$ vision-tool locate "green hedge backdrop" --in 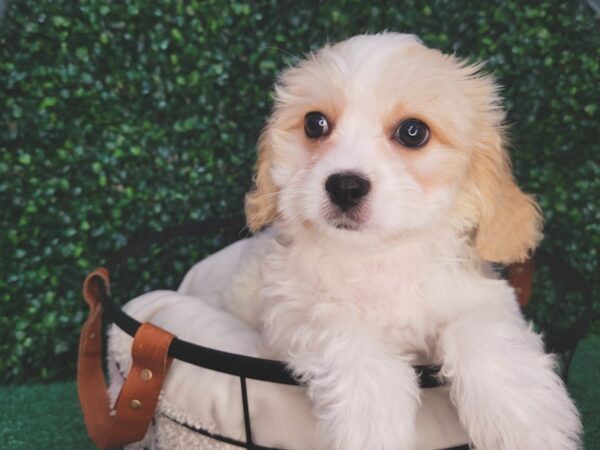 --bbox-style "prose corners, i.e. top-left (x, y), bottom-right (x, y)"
top-left (1, 0), bottom-right (598, 383)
